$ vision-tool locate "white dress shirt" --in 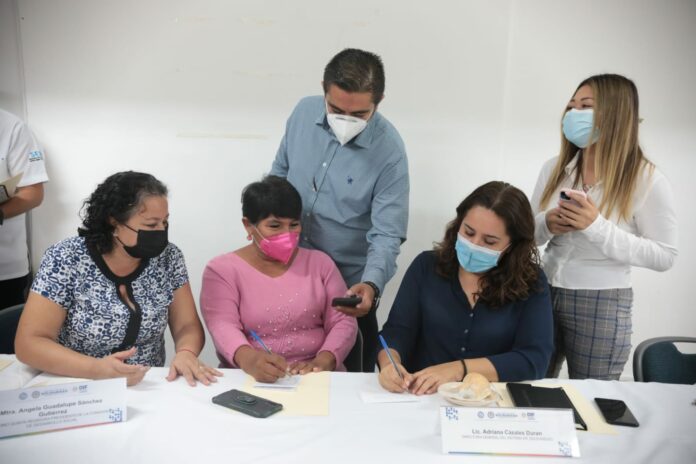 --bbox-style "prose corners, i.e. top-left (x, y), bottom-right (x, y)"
top-left (531, 154), bottom-right (678, 289)
top-left (0, 109), bottom-right (49, 280)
